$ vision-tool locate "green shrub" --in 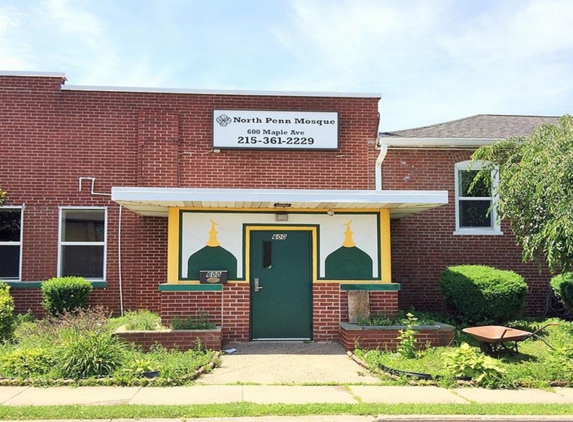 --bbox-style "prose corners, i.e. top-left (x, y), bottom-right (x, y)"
top-left (550, 273), bottom-right (573, 313)
top-left (0, 282), bottom-right (15, 341)
top-left (58, 331), bottom-right (127, 379)
top-left (41, 276), bottom-right (93, 316)
top-left (440, 265), bottom-right (527, 324)
top-left (445, 342), bottom-right (507, 388)
top-left (0, 347), bottom-right (55, 378)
